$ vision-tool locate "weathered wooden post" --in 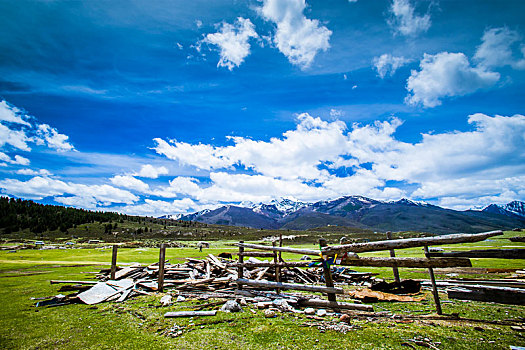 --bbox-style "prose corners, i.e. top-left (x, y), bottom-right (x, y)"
top-left (278, 233), bottom-right (283, 286)
top-left (319, 238), bottom-right (338, 305)
top-left (110, 245), bottom-right (118, 280)
top-left (158, 243), bottom-right (166, 292)
top-left (237, 240), bottom-right (244, 290)
top-left (273, 241), bottom-right (280, 294)
top-left (386, 231), bottom-right (401, 283)
top-left (424, 245), bottom-right (442, 315)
